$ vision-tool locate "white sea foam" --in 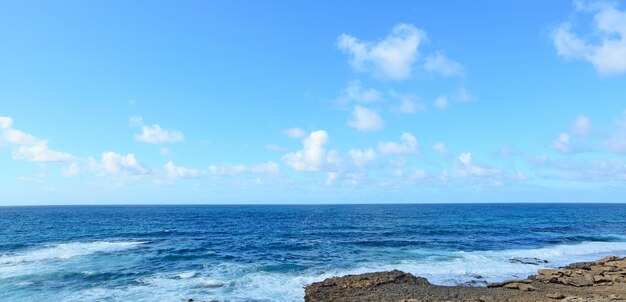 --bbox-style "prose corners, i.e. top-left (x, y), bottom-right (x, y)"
top-left (0, 241), bottom-right (147, 265)
top-left (177, 271), bottom-right (198, 279)
top-left (0, 241), bottom-right (147, 280)
top-left (9, 239), bottom-right (626, 302)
